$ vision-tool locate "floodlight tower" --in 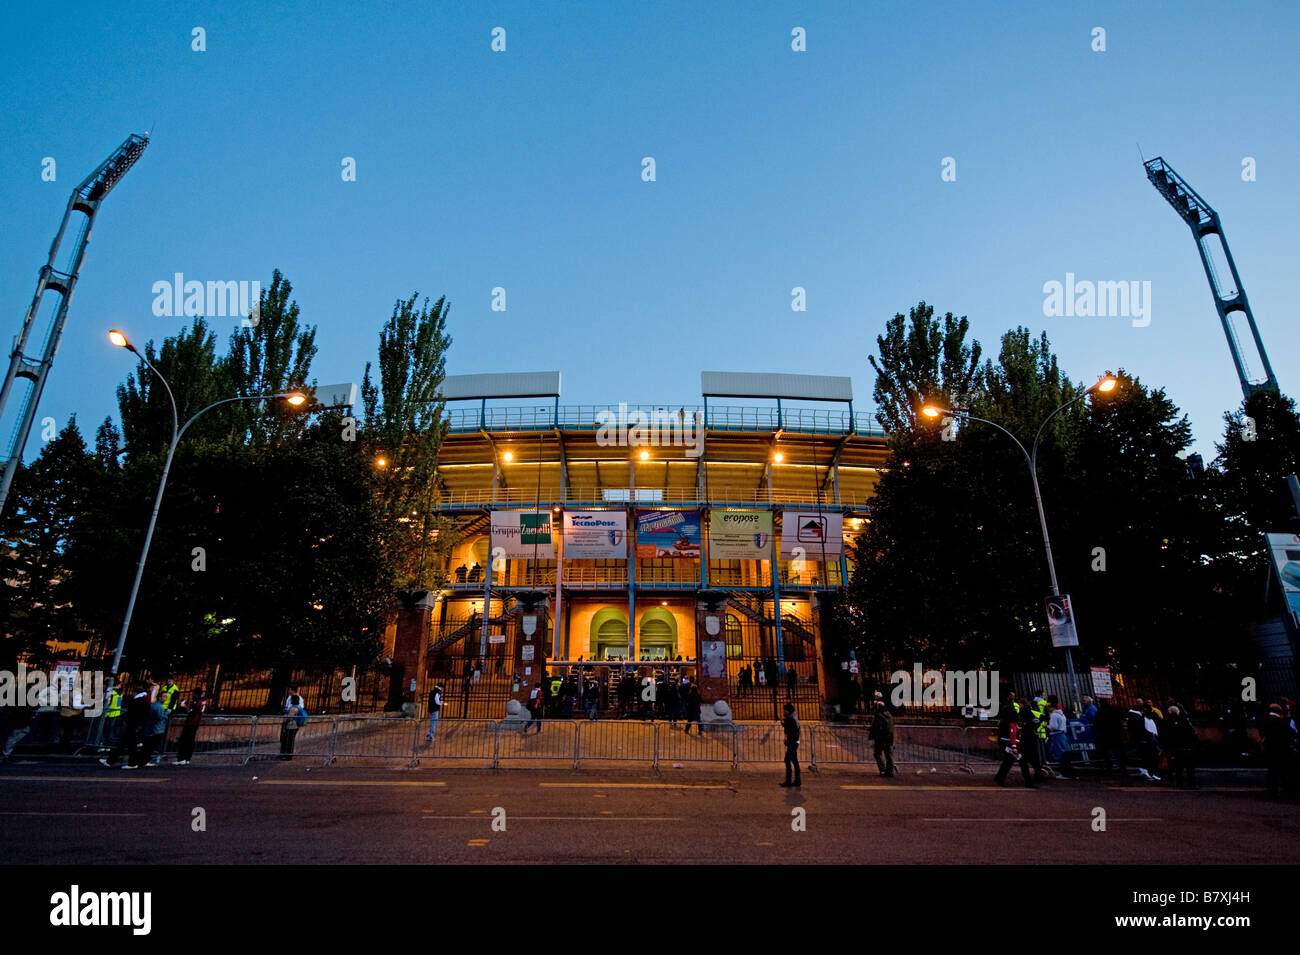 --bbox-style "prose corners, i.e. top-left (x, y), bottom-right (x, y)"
top-left (0, 132), bottom-right (149, 518)
top-left (1144, 156), bottom-right (1278, 399)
